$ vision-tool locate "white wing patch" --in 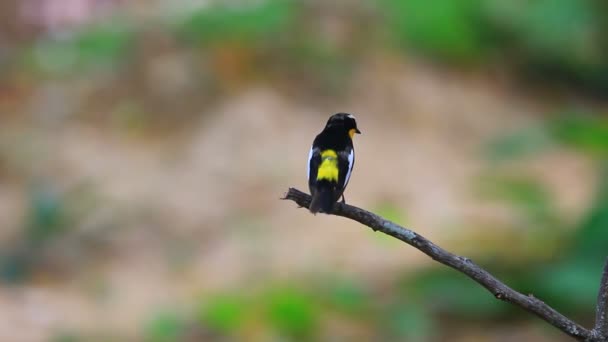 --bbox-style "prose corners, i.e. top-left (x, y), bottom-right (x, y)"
top-left (344, 149), bottom-right (355, 187)
top-left (307, 146), bottom-right (313, 180)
